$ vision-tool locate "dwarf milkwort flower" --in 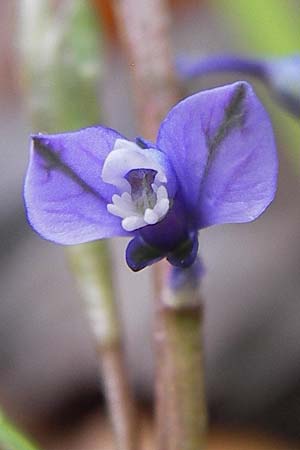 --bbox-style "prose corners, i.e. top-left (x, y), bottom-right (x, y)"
top-left (24, 81), bottom-right (278, 271)
top-left (177, 54), bottom-right (300, 118)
